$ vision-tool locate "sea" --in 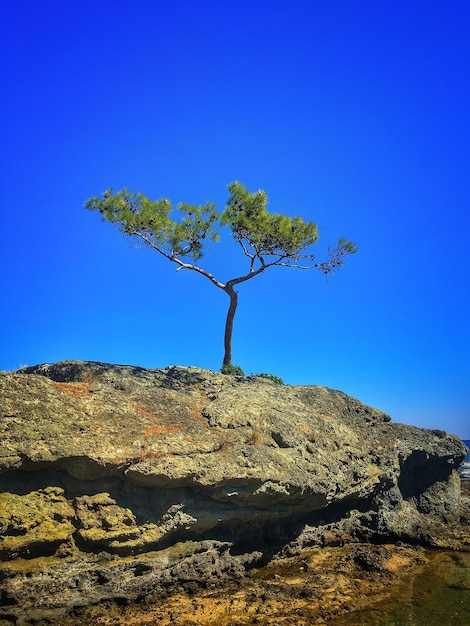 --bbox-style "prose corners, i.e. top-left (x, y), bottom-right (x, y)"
top-left (458, 439), bottom-right (470, 481)
top-left (331, 550), bottom-right (470, 625)
top-left (332, 439), bottom-right (470, 625)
